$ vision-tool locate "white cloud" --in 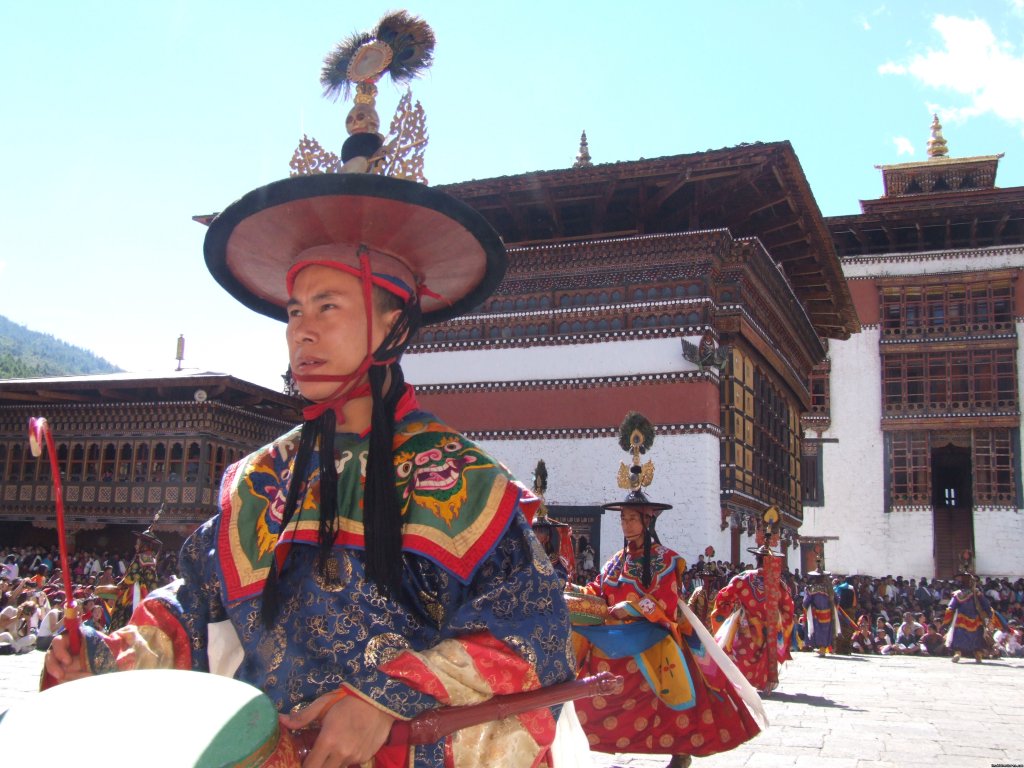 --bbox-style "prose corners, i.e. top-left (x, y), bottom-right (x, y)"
top-left (893, 137), bottom-right (916, 156)
top-left (859, 5), bottom-right (889, 30)
top-left (877, 61), bottom-right (906, 75)
top-left (880, 15), bottom-right (1024, 133)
